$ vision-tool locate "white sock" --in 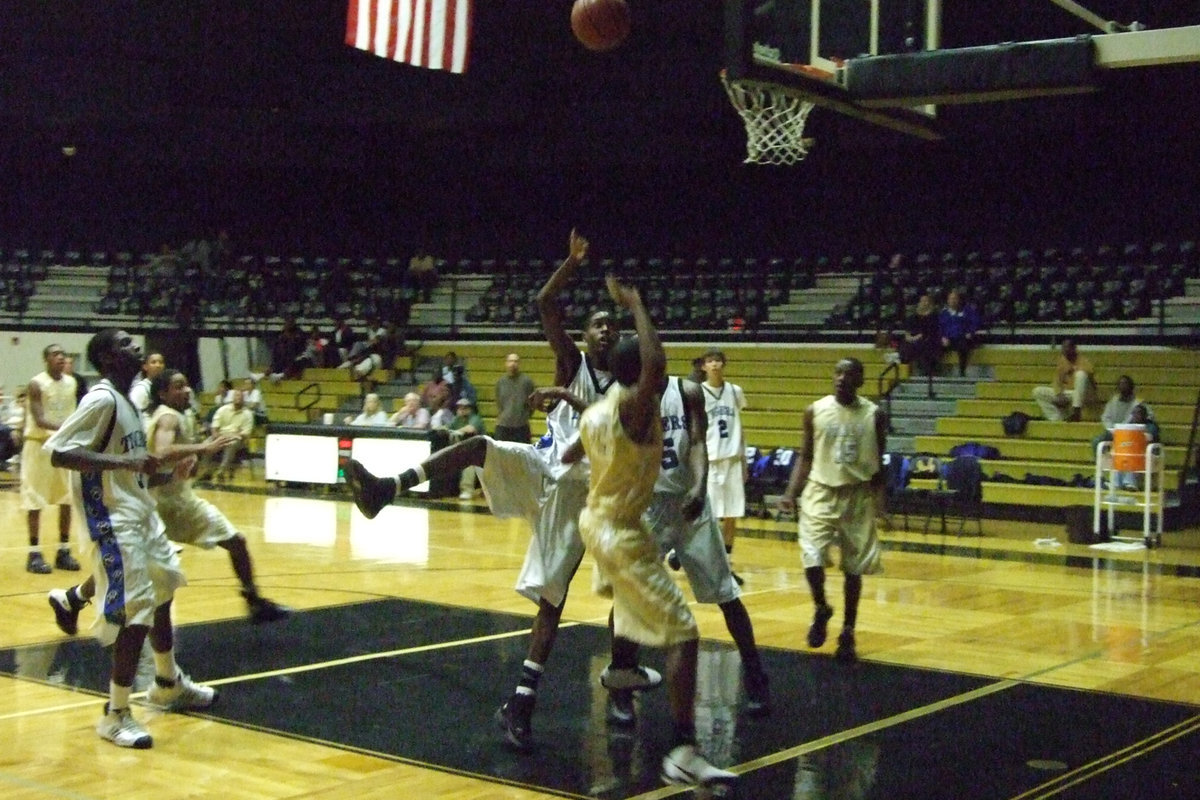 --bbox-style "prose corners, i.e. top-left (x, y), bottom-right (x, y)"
top-left (110, 681), bottom-right (132, 711)
top-left (153, 650), bottom-right (178, 683)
